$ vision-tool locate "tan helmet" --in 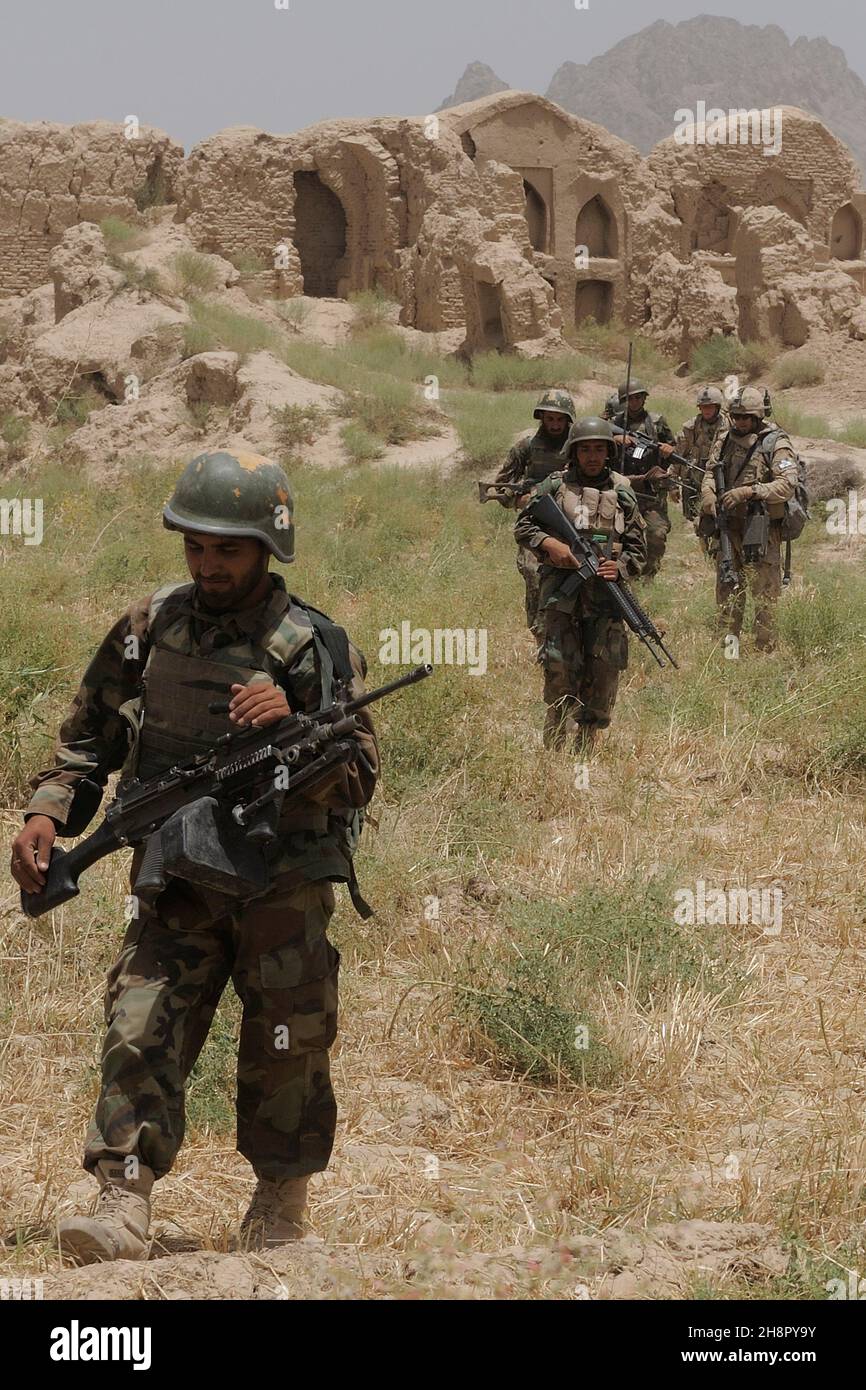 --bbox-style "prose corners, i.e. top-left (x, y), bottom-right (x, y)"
top-left (728, 386), bottom-right (766, 423)
top-left (696, 385), bottom-right (724, 407)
